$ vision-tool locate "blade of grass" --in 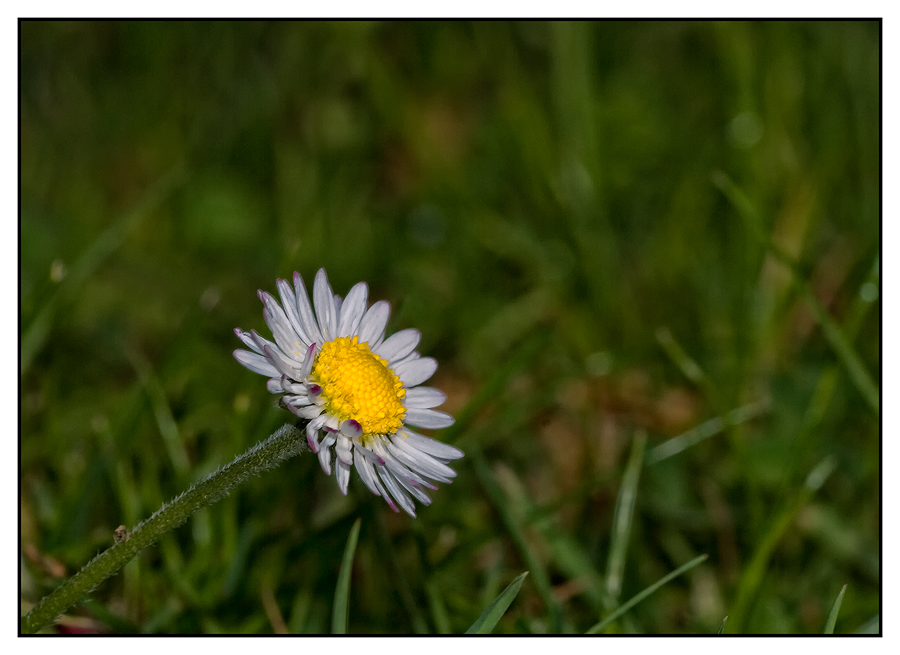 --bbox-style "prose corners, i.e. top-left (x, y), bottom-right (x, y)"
top-left (465, 571), bottom-right (529, 634)
top-left (717, 615), bottom-right (728, 634)
top-left (425, 579), bottom-right (452, 634)
top-left (853, 614), bottom-right (879, 635)
top-left (647, 400), bottom-right (769, 464)
top-left (823, 584), bottom-right (847, 634)
top-left (586, 554), bottom-right (708, 634)
top-left (331, 518), bottom-right (361, 635)
top-left (712, 171), bottom-right (879, 414)
top-left (604, 431), bottom-right (647, 609)
top-left (655, 327), bottom-right (709, 387)
top-left (471, 447), bottom-right (564, 632)
top-left (728, 455), bottom-right (837, 632)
